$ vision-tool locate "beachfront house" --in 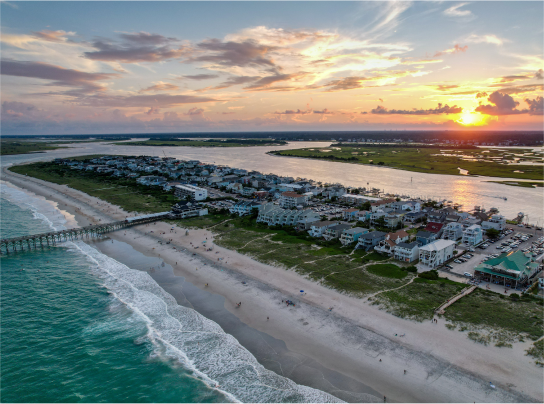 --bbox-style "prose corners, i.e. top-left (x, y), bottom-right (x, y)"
top-left (280, 191), bottom-right (308, 208)
top-left (424, 222), bottom-right (445, 237)
top-left (474, 251), bottom-right (539, 288)
top-left (229, 201), bottom-right (261, 216)
top-left (137, 175), bottom-right (167, 186)
top-left (356, 231), bottom-right (387, 250)
top-left (241, 187), bottom-right (256, 197)
top-left (257, 203), bottom-right (319, 228)
top-left (339, 227), bottom-right (368, 246)
top-left (394, 242), bottom-right (420, 263)
top-left (403, 211), bottom-right (426, 223)
top-left (323, 224), bottom-right (352, 241)
top-left (462, 224), bottom-right (483, 246)
top-left (308, 221), bottom-right (336, 238)
top-left (391, 200), bottom-right (421, 212)
top-left (418, 239), bottom-right (456, 268)
top-left (170, 201), bottom-right (208, 219)
top-left (441, 222), bottom-right (464, 241)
